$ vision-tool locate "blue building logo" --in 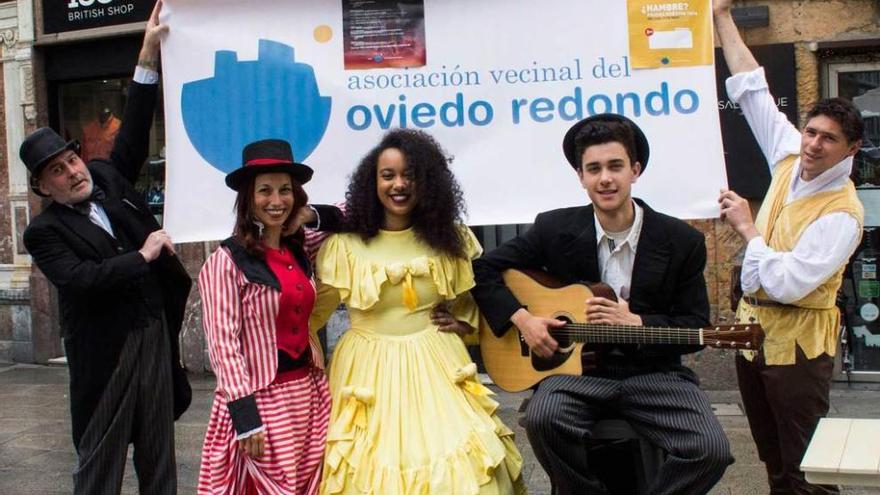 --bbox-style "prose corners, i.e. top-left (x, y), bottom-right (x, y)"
top-left (182, 39), bottom-right (332, 174)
